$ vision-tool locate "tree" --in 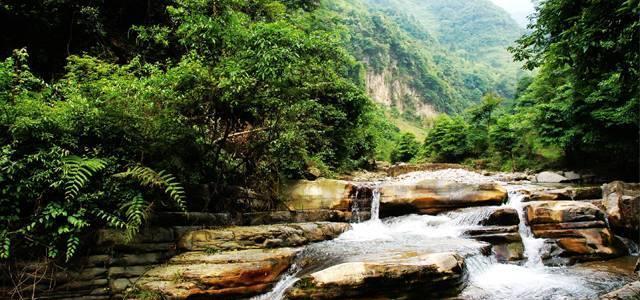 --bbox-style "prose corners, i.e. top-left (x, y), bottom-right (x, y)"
top-left (509, 0), bottom-right (639, 178)
top-left (423, 115), bottom-right (472, 162)
top-left (390, 133), bottom-right (420, 163)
